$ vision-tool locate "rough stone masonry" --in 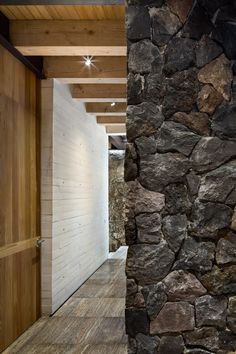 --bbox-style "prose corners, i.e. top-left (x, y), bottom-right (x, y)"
top-left (125, 0), bottom-right (236, 353)
top-left (109, 150), bottom-right (127, 251)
